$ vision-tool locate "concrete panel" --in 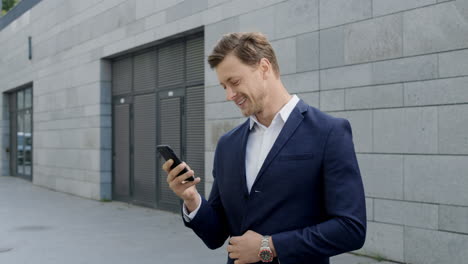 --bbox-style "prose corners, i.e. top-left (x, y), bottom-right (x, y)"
top-left (271, 37), bottom-right (296, 75)
top-left (205, 118), bottom-right (247, 151)
top-left (205, 151), bottom-right (215, 184)
top-left (297, 92), bottom-right (319, 108)
top-left (439, 205), bottom-right (468, 234)
top-left (331, 110), bottom-right (373, 153)
top-left (125, 19), bottom-right (145, 37)
top-left (166, 0), bottom-right (208, 23)
top-left (205, 85), bottom-right (226, 103)
top-left (357, 154), bottom-right (404, 199)
top-left (345, 14), bottom-right (403, 64)
top-left (239, 5), bottom-right (275, 40)
top-left (320, 0), bottom-right (372, 29)
top-left (374, 199), bottom-right (438, 229)
top-left (403, 3), bottom-right (468, 56)
top-left (296, 32), bottom-right (319, 72)
top-left (144, 11), bottom-right (167, 31)
top-left (320, 64), bottom-right (373, 90)
top-left (345, 84), bottom-right (404, 110)
top-left (274, 0), bottom-right (319, 39)
top-left (319, 26), bottom-right (345, 69)
top-left (202, 5), bottom-right (224, 25)
top-left (366, 198), bottom-right (374, 221)
top-left (404, 77), bottom-right (468, 106)
top-left (206, 101), bottom-right (243, 120)
top-left (372, 0), bottom-right (436, 17)
top-left (320, 90), bottom-right (344, 111)
top-left (404, 155), bottom-right (468, 206)
top-left (438, 104), bottom-right (468, 154)
top-left (373, 107), bottom-right (438, 153)
top-left (439, 49), bottom-right (468, 78)
top-left (356, 222), bottom-right (404, 262)
top-left (205, 181), bottom-right (214, 198)
top-left (208, 0), bottom-right (230, 8)
top-left (372, 54), bottom-right (438, 85)
top-left (281, 71), bottom-right (320, 94)
top-left (405, 227), bottom-right (468, 264)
